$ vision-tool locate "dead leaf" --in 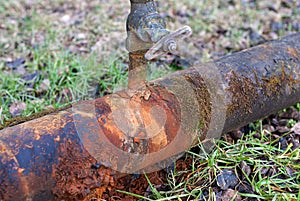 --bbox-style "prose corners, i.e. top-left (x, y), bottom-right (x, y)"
top-left (6, 57), bottom-right (25, 69)
top-left (240, 161), bottom-right (251, 177)
top-left (292, 122), bottom-right (300, 135)
top-left (9, 102), bottom-right (27, 117)
top-left (22, 71), bottom-right (39, 82)
top-left (217, 169), bottom-right (239, 190)
top-left (222, 189), bottom-right (242, 201)
top-left (40, 79), bottom-right (50, 91)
